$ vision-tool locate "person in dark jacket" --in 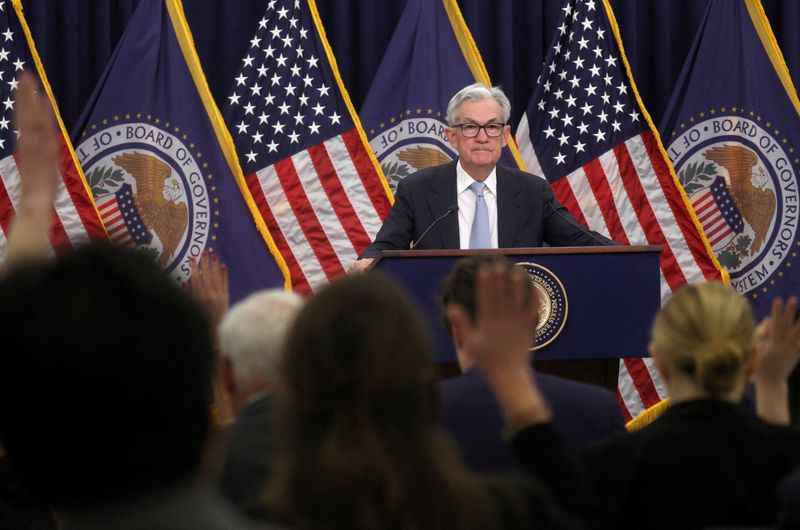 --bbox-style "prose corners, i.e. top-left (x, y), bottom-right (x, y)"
top-left (581, 282), bottom-right (800, 530)
top-left (438, 255), bottom-right (624, 473)
top-left (267, 267), bottom-right (582, 530)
